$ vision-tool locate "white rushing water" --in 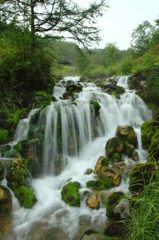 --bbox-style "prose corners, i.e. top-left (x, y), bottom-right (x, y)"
top-left (5, 76), bottom-right (152, 240)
